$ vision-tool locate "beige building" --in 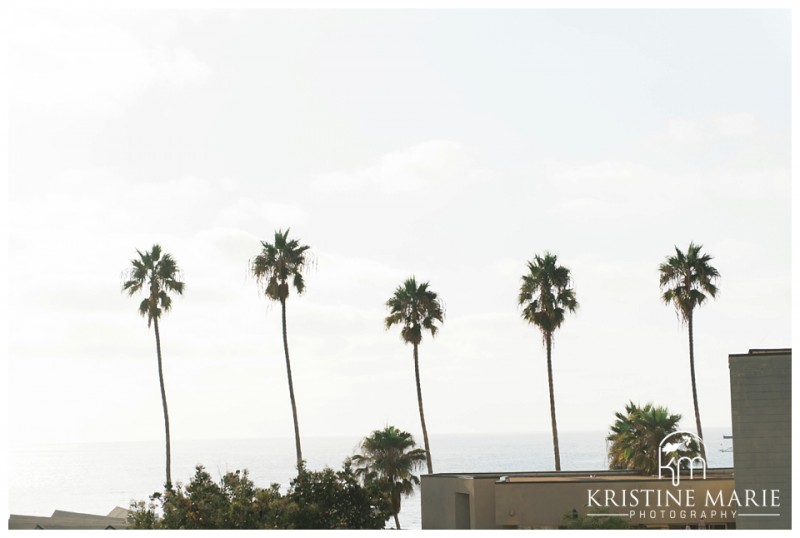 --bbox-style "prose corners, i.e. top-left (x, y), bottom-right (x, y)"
top-left (421, 470), bottom-right (735, 529)
top-left (422, 348), bottom-right (791, 530)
